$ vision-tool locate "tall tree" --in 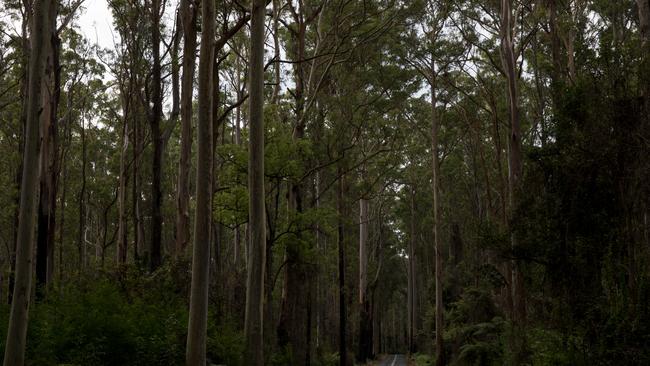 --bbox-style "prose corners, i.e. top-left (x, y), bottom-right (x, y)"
top-left (407, 186), bottom-right (418, 355)
top-left (175, 0), bottom-right (197, 255)
top-left (499, 0), bottom-right (525, 324)
top-left (276, 2), bottom-right (323, 363)
top-left (35, 0), bottom-right (61, 290)
top-left (357, 196), bottom-right (371, 363)
top-left (116, 97), bottom-right (129, 264)
top-left (3, 0), bottom-right (54, 363)
top-left (185, 0), bottom-right (215, 361)
top-left (639, 0), bottom-right (650, 52)
top-left (149, 0), bottom-right (164, 271)
top-left (429, 59), bottom-right (445, 366)
top-left (244, 0), bottom-right (267, 364)
top-left (336, 165), bottom-right (348, 366)
top-left (499, 0), bottom-right (527, 362)
top-left (638, 0), bottom-right (650, 120)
